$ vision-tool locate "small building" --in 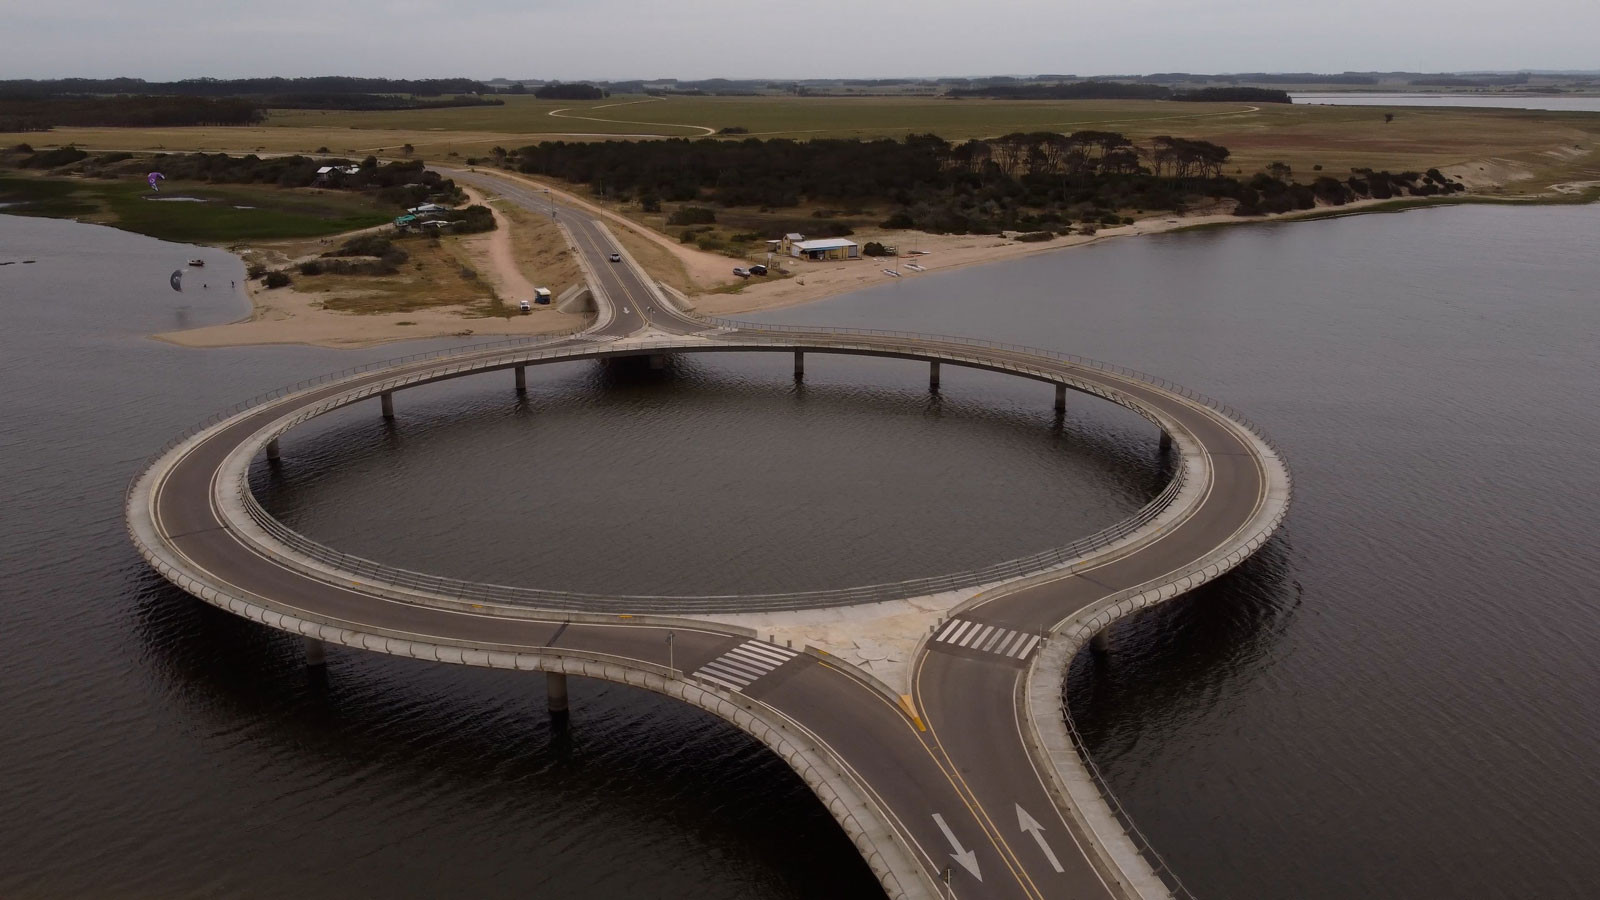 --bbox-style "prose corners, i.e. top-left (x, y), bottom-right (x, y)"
top-left (780, 232), bottom-right (805, 253)
top-left (790, 238), bottom-right (860, 261)
top-left (408, 203), bottom-right (450, 215)
top-left (315, 165), bottom-right (361, 183)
